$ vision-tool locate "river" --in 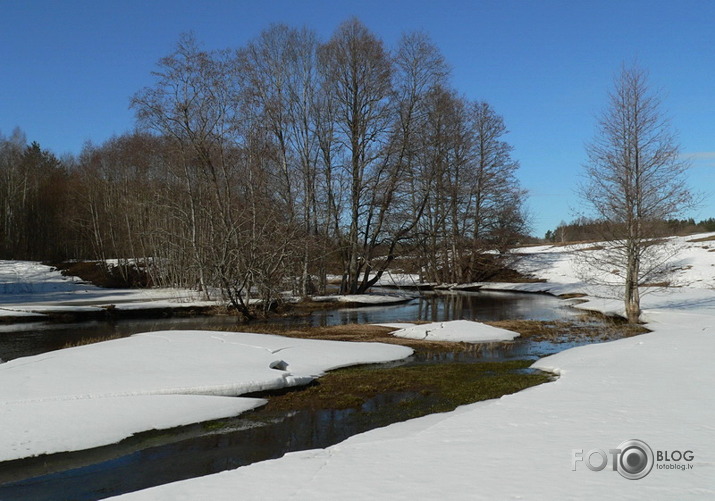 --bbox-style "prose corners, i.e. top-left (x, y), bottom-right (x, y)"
top-left (0, 291), bottom-right (583, 500)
